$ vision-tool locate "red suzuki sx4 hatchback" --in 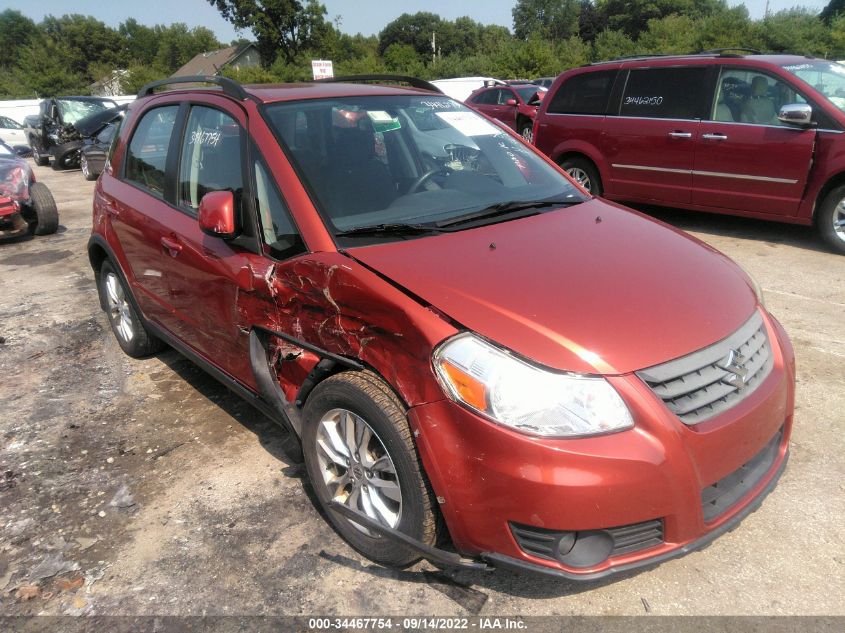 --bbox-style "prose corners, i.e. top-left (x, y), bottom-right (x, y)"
top-left (88, 76), bottom-right (795, 581)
